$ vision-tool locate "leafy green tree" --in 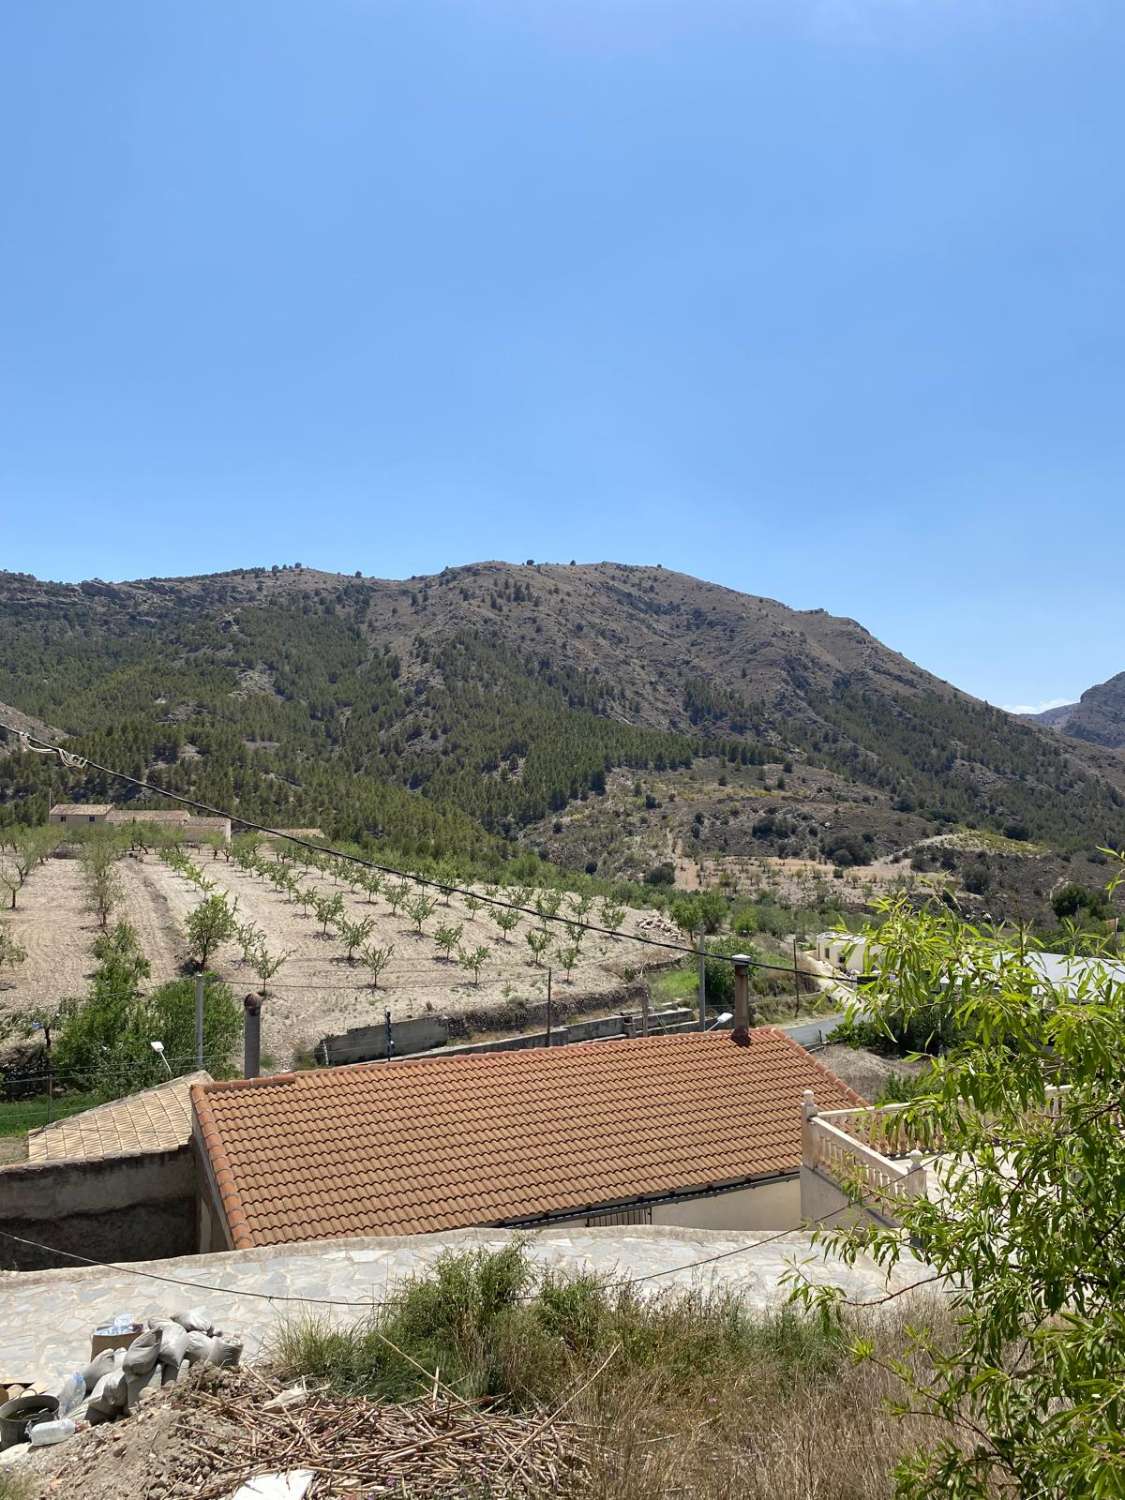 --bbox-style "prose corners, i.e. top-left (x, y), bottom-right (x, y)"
top-left (312, 889), bottom-right (345, 936)
top-left (791, 876), bottom-right (1125, 1499)
top-left (434, 923), bottom-right (463, 961)
top-left (407, 893), bottom-right (438, 935)
top-left (1050, 881), bottom-right (1111, 922)
top-left (490, 907), bottom-right (520, 942)
top-left (146, 975), bottom-right (241, 1079)
top-left (338, 914), bottom-right (375, 961)
top-left (386, 882), bottom-right (411, 918)
top-left (599, 901), bottom-right (626, 933)
top-left (535, 889), bottom-right (563, 924)
top-left (186, 892), bottom-right (239, 969)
